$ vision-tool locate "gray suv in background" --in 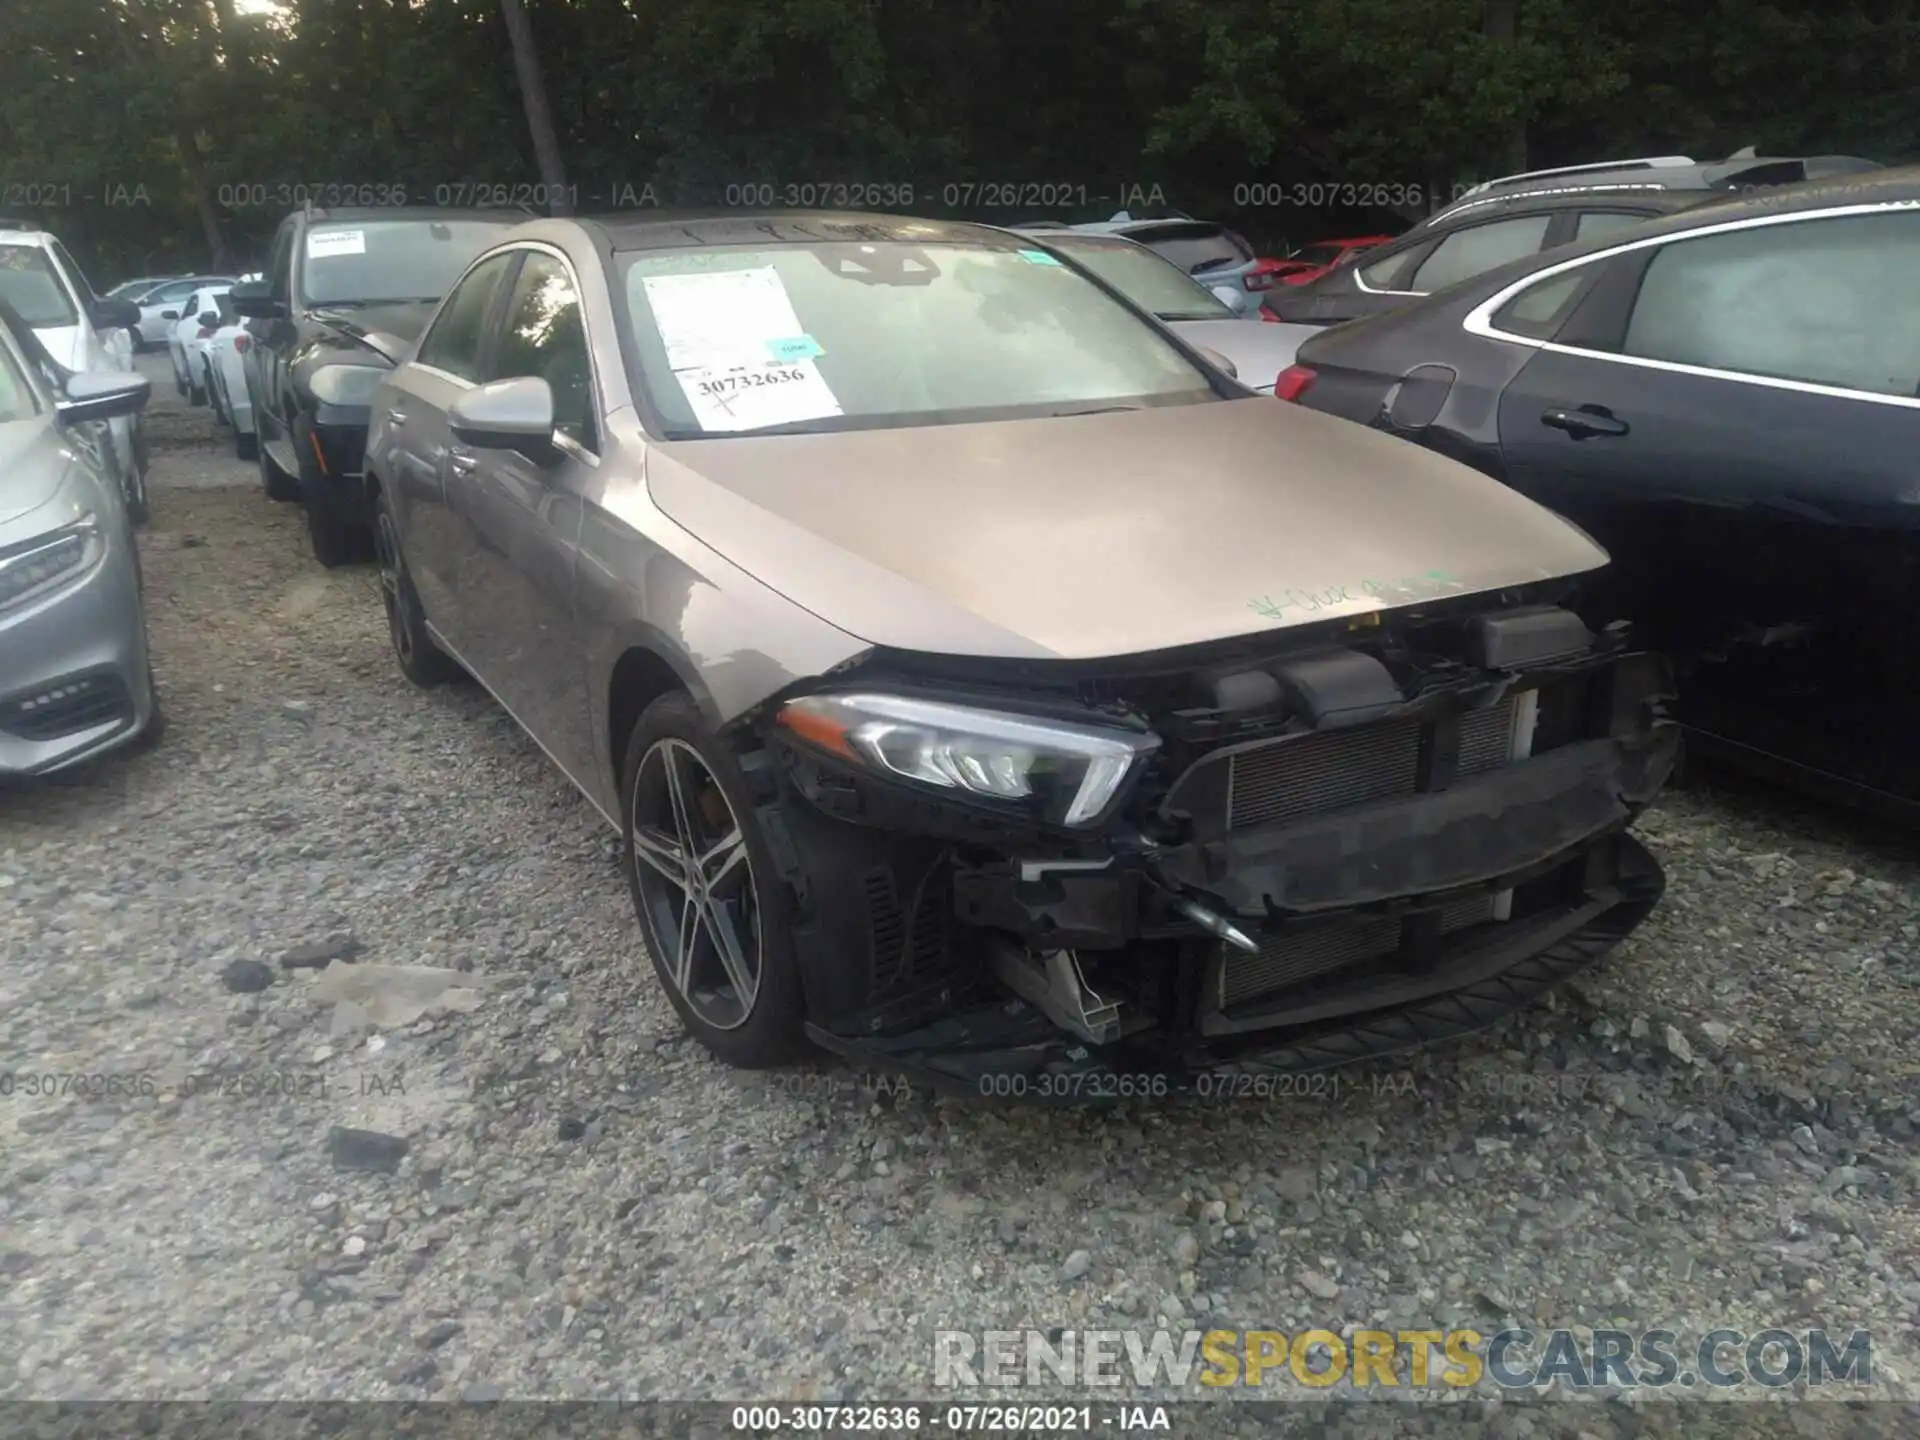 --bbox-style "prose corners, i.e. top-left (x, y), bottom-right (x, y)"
top-left (1268, 148), bottom-right (1885, 327)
